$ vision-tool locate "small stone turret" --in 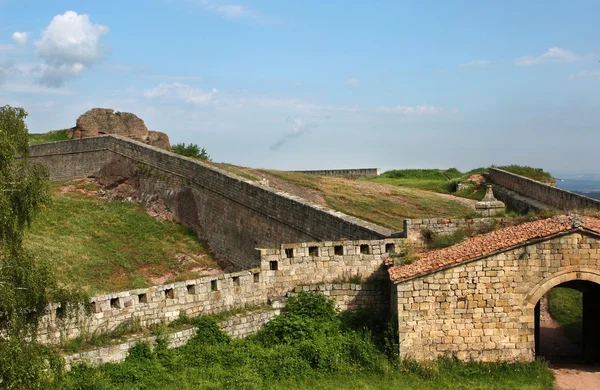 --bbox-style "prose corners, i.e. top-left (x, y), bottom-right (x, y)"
top-left (475, 185), bottom-right (505, 216)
